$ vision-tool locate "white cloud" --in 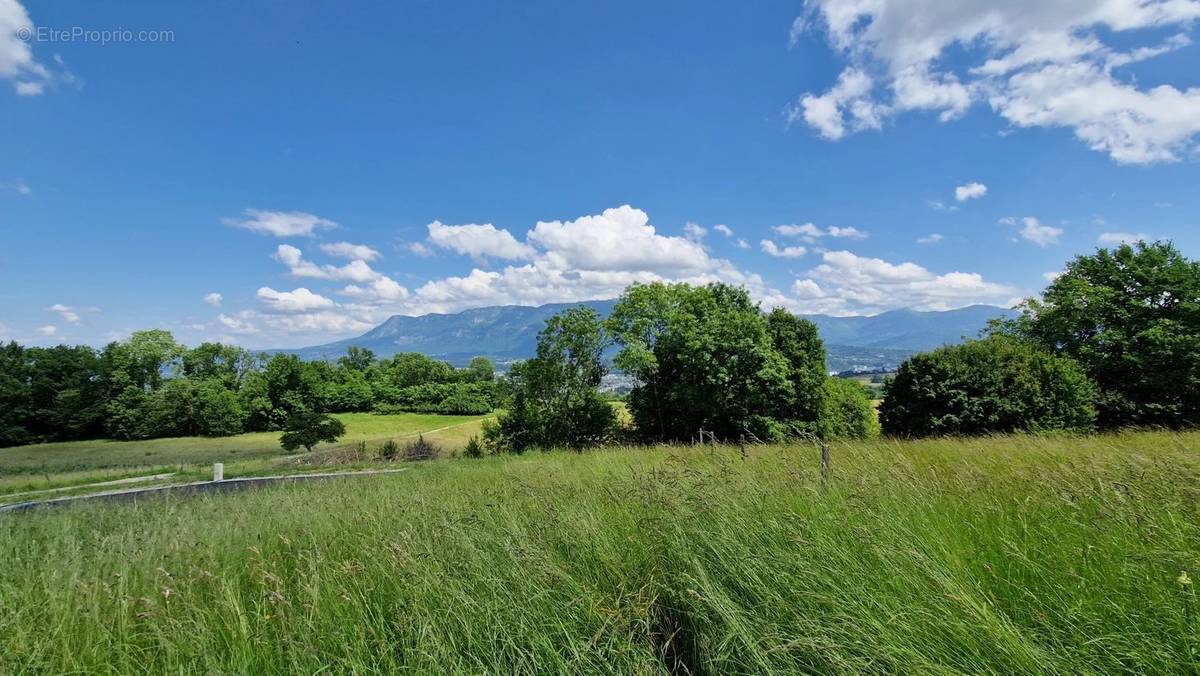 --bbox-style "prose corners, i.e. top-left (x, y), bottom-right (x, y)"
top-left (0, 0), bottom-right (56, 96)
top-left (407, 241), bottom-right (434, 257)
top-left (1015, 217), bottom-right (1063, 247)
top-left (427, 221), bottom-right (536, 260)
top-left (256, 287), bottom-right (336, 313)
top-left (761, 239), bottom-right (808, 258)
top-left (222, 209), bottom-right (338, 237)
top-left (775, 222), bottom-right (868, 242)
top-left (47, 303), bottom-right (79, 323)
top-left (789, 67), bottom-right (884, 140)
top-left (1098, 232), bottom-right (1150, 245)
top-left (274, 244), bottom-right (379, 283)
top-left (927, 200), bottom-right (959, 212)
top-left (713, 224), bottom-right (734, 237)
top-left (319, 241), bottom-right (381, 261)
top-left (954, 182), bottom-right (988, 202)
top-left (797, 0), bottom-right (1200, 163)
top-left (203, 292), bottom-right (223, 307)
top-left (340, 276), bottom-right (410, 305)
top-left (775, 223), bottom-right (824, 241)
top-left (789, 250), bottom-right (1018, 315)
top-left (917, 233), bottom-right (944, 245)
top-left (218, 312), bottom-right (259, 335)
top-left (735, 238), bottom-right (750, 249)
top-left (828, 225), bottom-right (868, 240)
top-left (36, 324), bottom-right (56, 336)
top-left (527, 205), bottom-right (711, 273)
top-left (683, 222), bottom-right (706, 241)
top-left (13, 181), bottom-right (31, 195)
